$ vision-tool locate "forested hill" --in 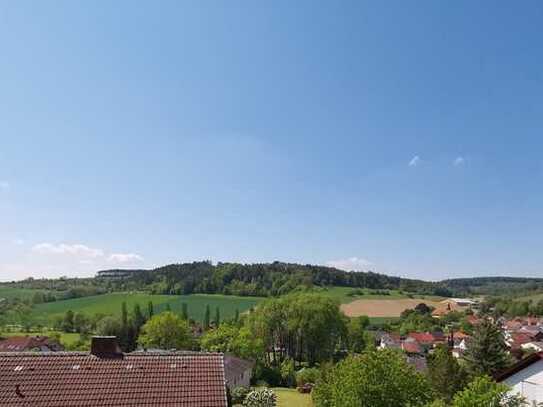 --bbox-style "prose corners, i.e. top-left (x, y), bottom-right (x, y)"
top-left (6, 261), bottom-right (543, 299)
top-left (442, 276), bottom-right (543, 297)
top-left (95, 261), bottom-right (449, 297)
